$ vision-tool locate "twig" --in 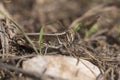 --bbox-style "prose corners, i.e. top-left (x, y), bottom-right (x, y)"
top-left (25, 32), bottom-right (67, 36)
top-left (0, 54), bottom-right (36, 62)
top-left (0, 62), bottom-right (65, 80)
